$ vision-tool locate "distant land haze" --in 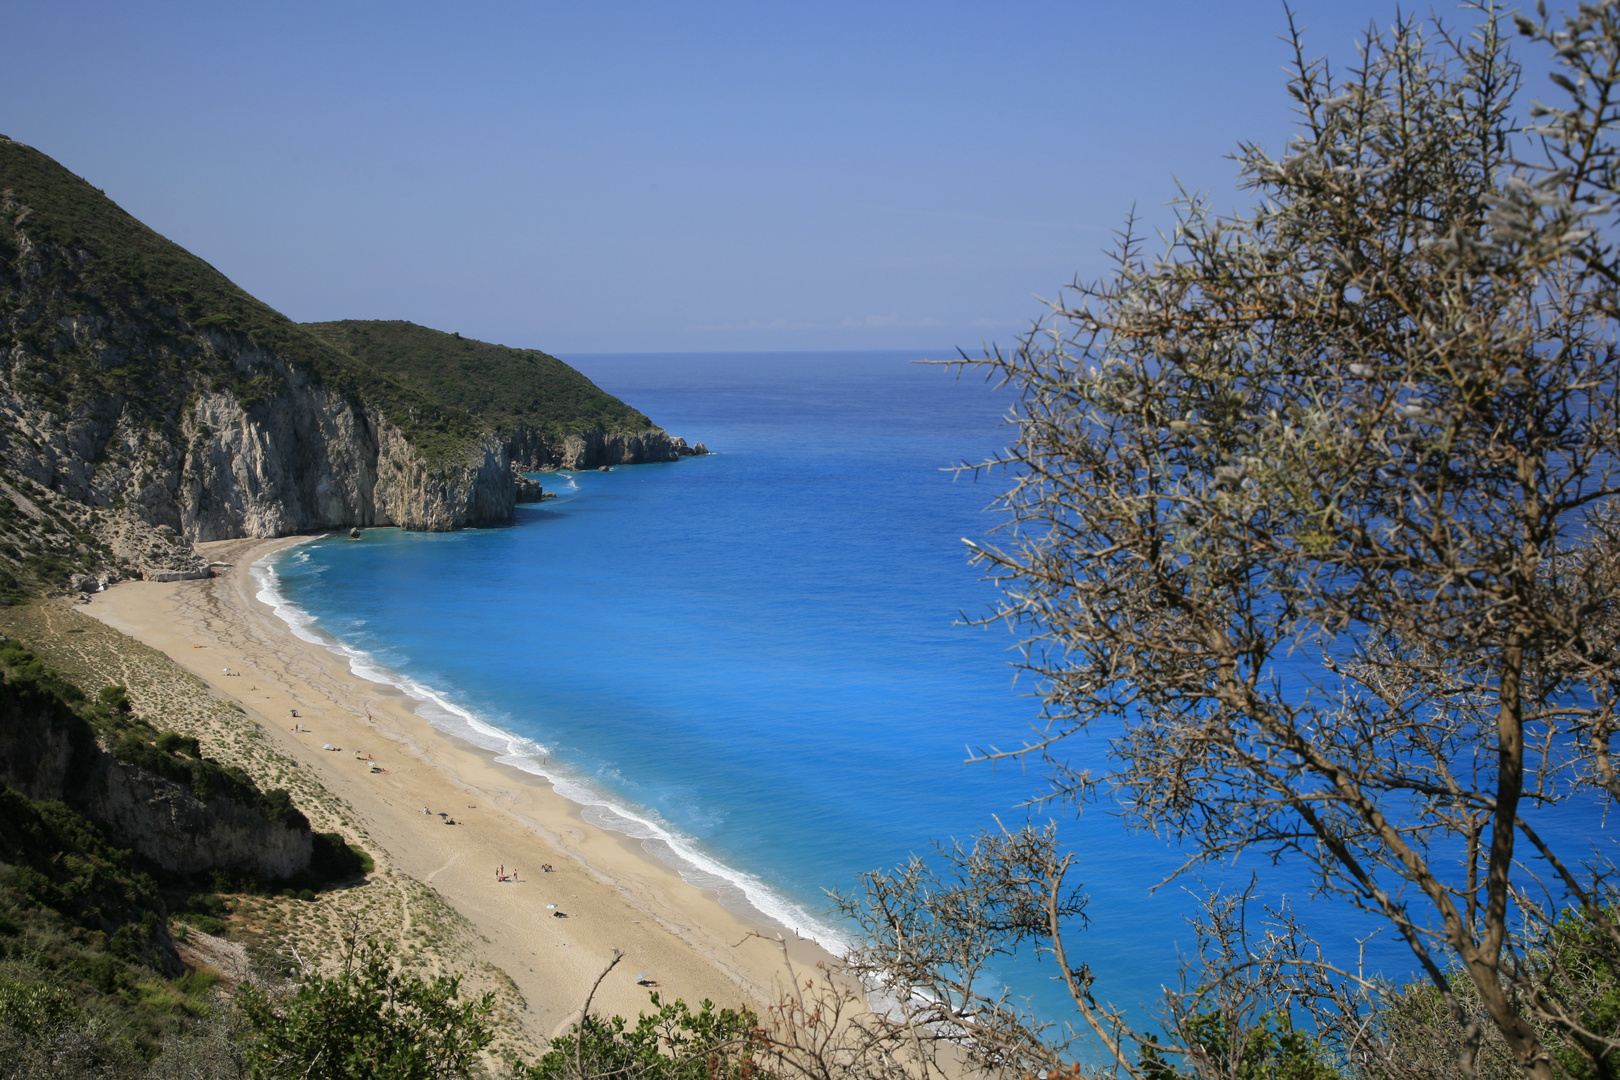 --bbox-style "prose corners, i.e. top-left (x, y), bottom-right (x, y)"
top-left (0, 137), bottom-right (704, 599)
